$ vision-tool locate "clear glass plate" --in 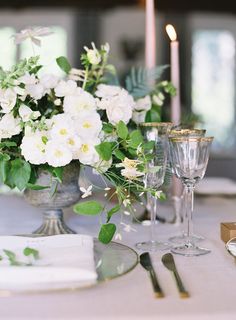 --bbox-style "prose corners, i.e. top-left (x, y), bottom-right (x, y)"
top-left (0, 239), bottom-right (138, 295)
top-left (226, 237), bottom-right (236, 258)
